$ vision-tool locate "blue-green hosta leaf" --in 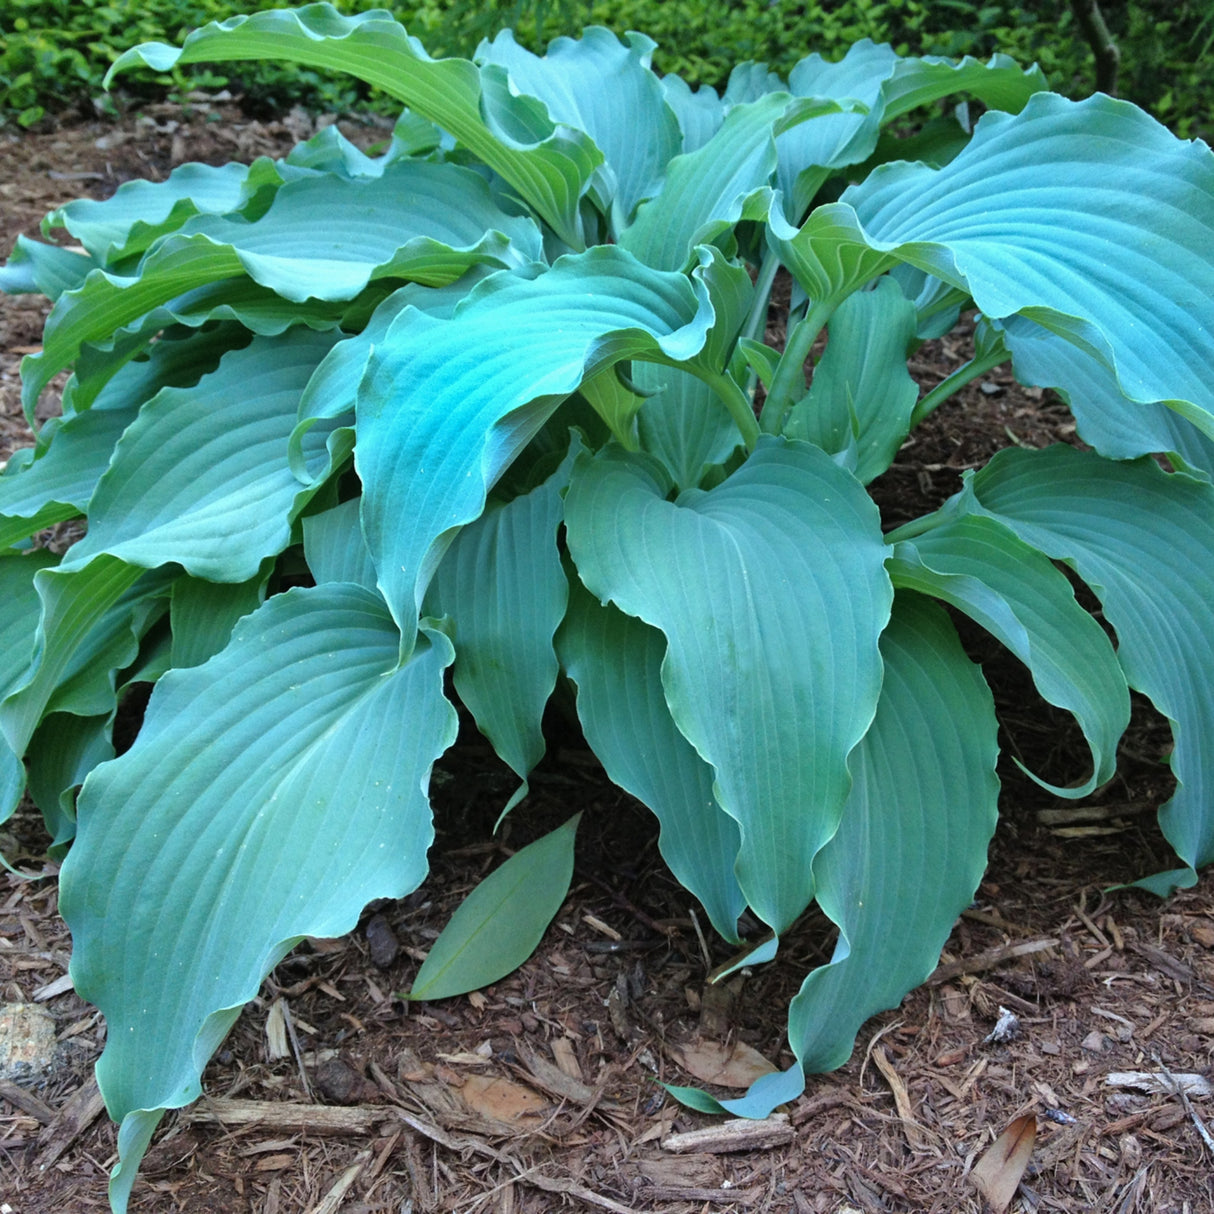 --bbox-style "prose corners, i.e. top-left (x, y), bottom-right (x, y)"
top-left (620, 93), bottom-right (849, 272)
top-left (774, 94), bottom-right (1214, 444)
top-left (634, 362), bottom-right (743, 491)
top-left (356, 245), bottom-right (720, 633)
top-left (953, 445), bottom-right (1214, 893)
top-left (424, 450), bottom-right (573, 800)
top-left (659, 74), bottom-right (724, 153)
top-left (284, 114), bottom-right (440, 174)
top-left (478, 27), bottom-right (680, 228)
top-left (59, 585), bottom-right (457, 1210)
top-left (409, 813), bottom-right (580, 1001)
top-left (564, 436), bottom-right (891, 934)
top-left (105, 4), bottom-right (602, 249)
top-left (0, 235), bottom-right (97, 300)
top-left (169, 570), bottom-right (270, 669)
top-left (45, 158), bottom-right (289, 265)
top-left (24, 710), bottom-right (115, 852)
top-left (0, 551), bottom-right (58, 824)
top-left (783, 276), bottom-right (918, 483)
top-left (778, 43), bottom-right (1045, 218)
top-left (60, 330), bottom-right (343, 582)
top-left (888, 513), bottom-right (1128, 797)
top-left (996, 315), bottom-right (1214, 477)
top-left (676, 591), bottom-right (1000, 1118)
top-left (558, 579), bottom-right (745, 942)
top-left (789, 592), bottom-right (1000, 1072)
top-left (0, 557), bottom-right (172, 757)
top-left (23, 161), bottom-right (540, 415)
top-left (302, 498), bottom-right (377, 591)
